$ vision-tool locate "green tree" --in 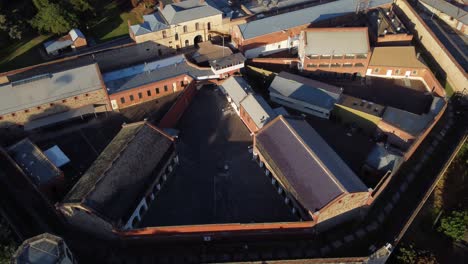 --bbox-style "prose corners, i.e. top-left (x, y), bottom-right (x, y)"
top-left (69, 0), bottom-right (94, 12)
top-left (31, 0), bottom-right (78, 34)
top-left (396, 244), bottom-right (418, 264)
top-left (437, 210), bottom-right (468, 241)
